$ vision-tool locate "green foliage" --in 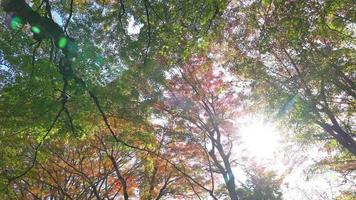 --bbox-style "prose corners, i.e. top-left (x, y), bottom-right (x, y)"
top-left (0, 0), bottom-right (354, 199)
top-left (336, 191), bottom-right (356, 200)
top-left (237, 167), bottom-right (283, 200)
